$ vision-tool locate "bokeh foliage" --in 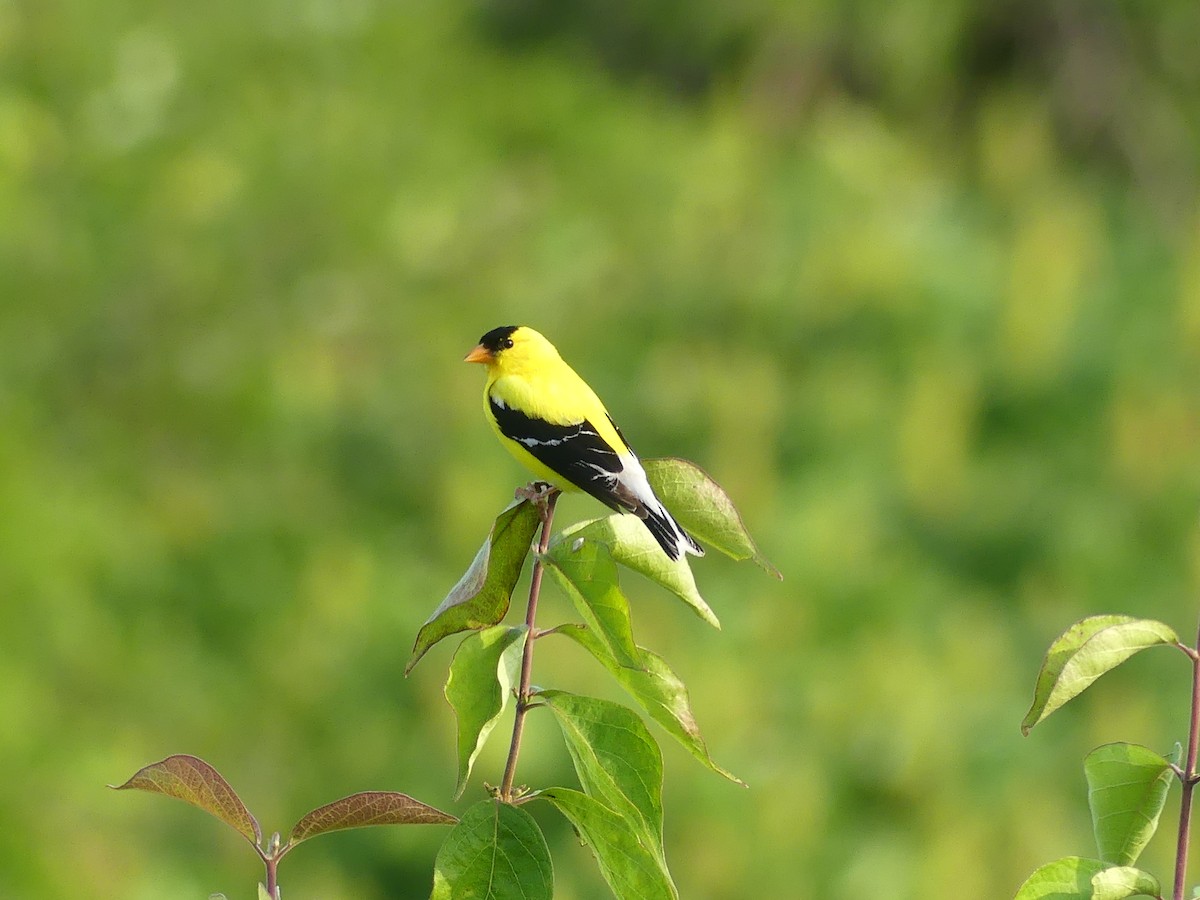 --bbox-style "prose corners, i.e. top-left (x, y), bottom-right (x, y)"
top-left (3, 0), bottom-right (1200, 897)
